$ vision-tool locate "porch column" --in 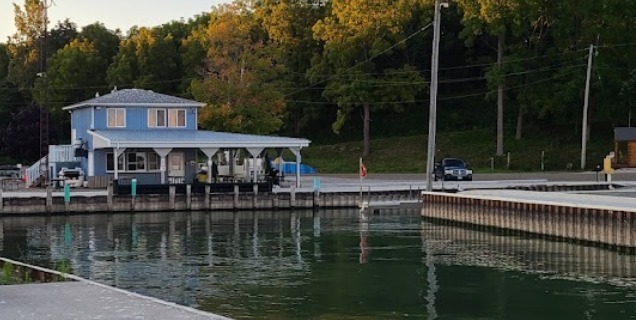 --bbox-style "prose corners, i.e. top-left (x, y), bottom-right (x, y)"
top-left (275, 148), bottom-right (284, 178)
top-left (153, 148), bottom-right (173, 184)
top-left (229, 150), bottom-right (235, 175)
top-left (88, 151), bottom-right (94, 176)
top-left (290, 147), bottom-right (302, 188)
top-left (247, 148), bottom-right (264, 183)
top-left (113, 148), bottom-right (126, 180)
top-left (200, 148), bottom-right (219, 183)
